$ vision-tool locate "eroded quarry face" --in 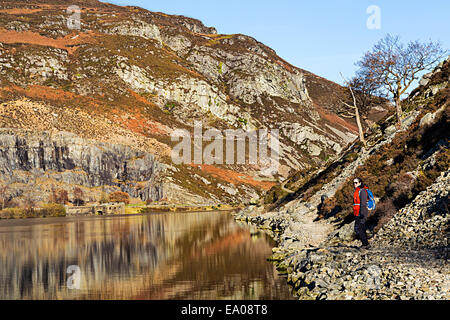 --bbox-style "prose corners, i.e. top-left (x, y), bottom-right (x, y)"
top-left (0, 0), bottom-right (379, 205)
